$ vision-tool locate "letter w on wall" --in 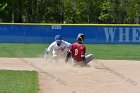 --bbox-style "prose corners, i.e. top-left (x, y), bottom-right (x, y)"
top-left (104, 27), bottom-right (116, 42)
